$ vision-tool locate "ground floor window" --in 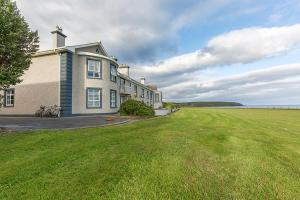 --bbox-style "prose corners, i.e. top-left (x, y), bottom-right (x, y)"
top-left (87, 88), bottom-right (101, 108)
top-left (4, 89), bottom-right (14, 107)
top-left (110, 90), bottom-right (117, 108)
top-left (120, 95), bottom-right (125, 105)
